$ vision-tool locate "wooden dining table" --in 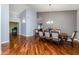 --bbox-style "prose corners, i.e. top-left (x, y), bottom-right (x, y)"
top-left (43, 29), bottom-right (68, 42)
top-left (34, 29), bottom-right (68, 43)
